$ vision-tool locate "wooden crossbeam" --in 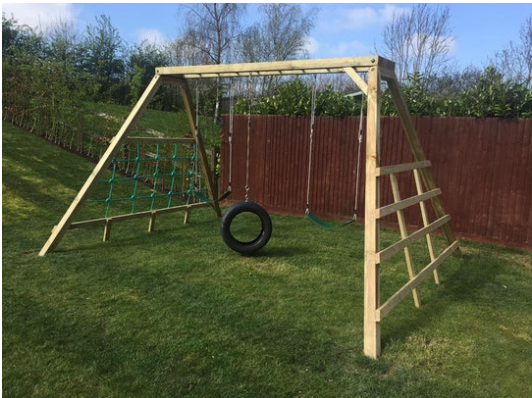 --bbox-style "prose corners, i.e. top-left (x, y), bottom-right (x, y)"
top-left (377, 214), bottom-right (451, 264)
top-left (376, 160), bottom-right (431, 176)
top-left (377, 188), bottom-right (441, 219)
top-left (156, 56), bottom-right (380, 78)
top-left (375, 240), bottom-right (460, 321)
top-left (124, 137), bottom-right (195, 144)
top-left (69, 202), bottom-right (211, 229)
